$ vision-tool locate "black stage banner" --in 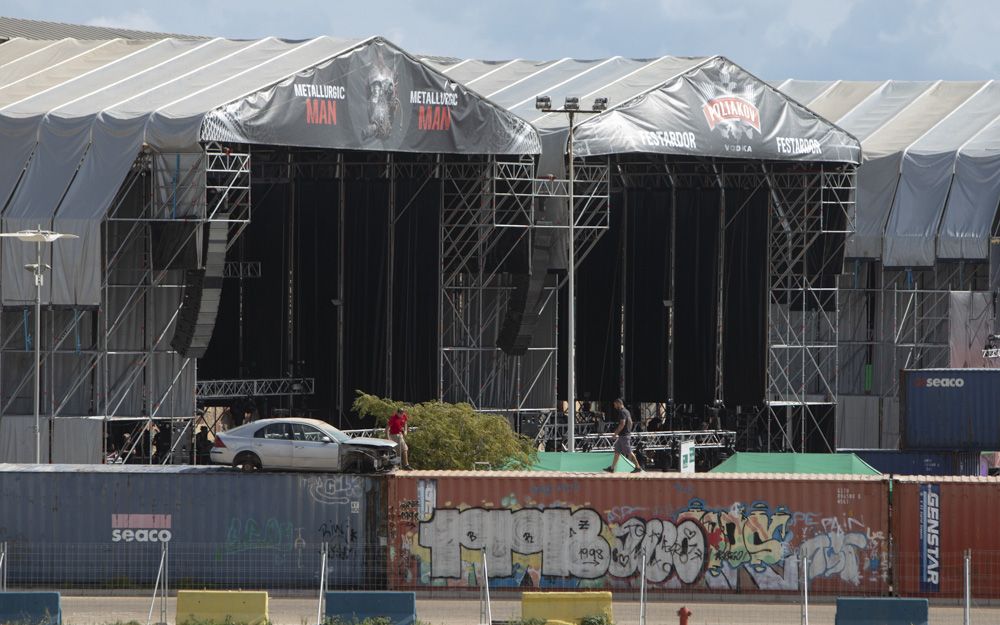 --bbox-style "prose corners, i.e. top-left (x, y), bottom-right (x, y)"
top-left (203, 39), bottom-right (541, 155)
top-left (572, 56), bottom-right (860, 163)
